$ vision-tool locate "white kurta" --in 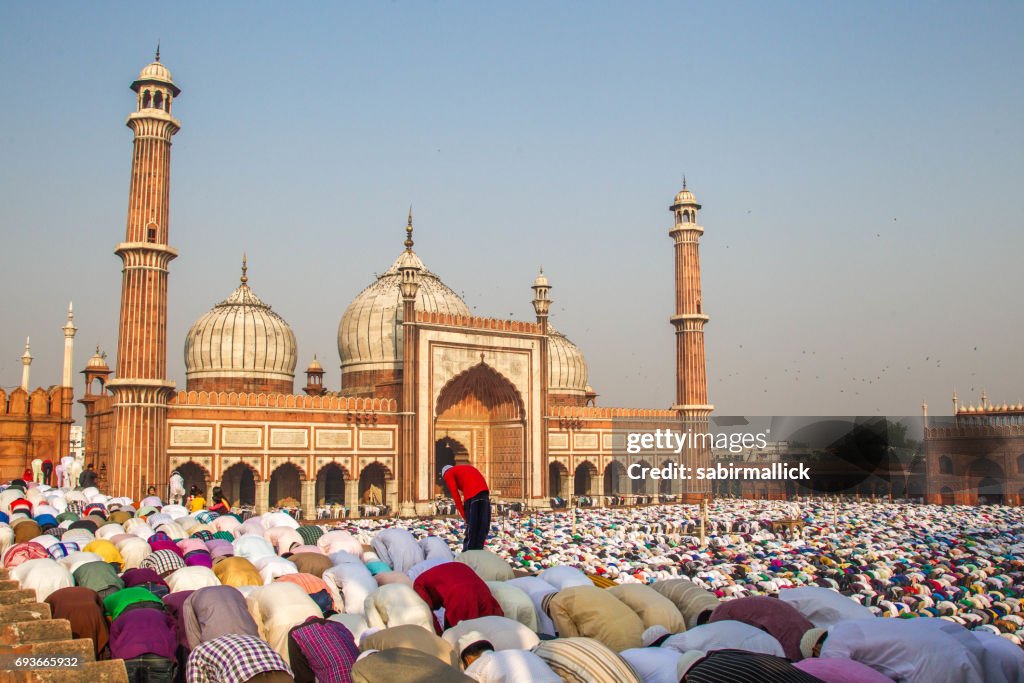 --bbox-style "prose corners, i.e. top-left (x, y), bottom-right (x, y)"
top-left (465, 650), bottom-right (562, 683)
top-left (662, 620), bottom-right (785, 658)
